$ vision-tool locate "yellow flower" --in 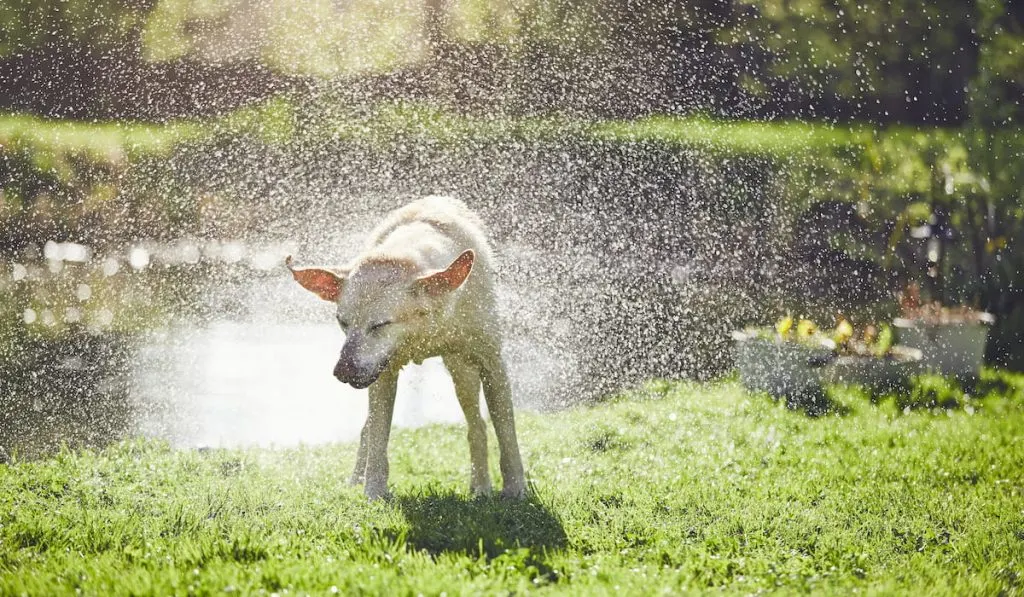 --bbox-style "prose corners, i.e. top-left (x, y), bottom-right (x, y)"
top-left (986, 236), bottom-right (1008, 254)
top-left (833, 318), bottom-right (854, 345)
top-left (796, 319), bottom-right (817, 338)
top-left (775, 315), bottom-right (794, 337)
